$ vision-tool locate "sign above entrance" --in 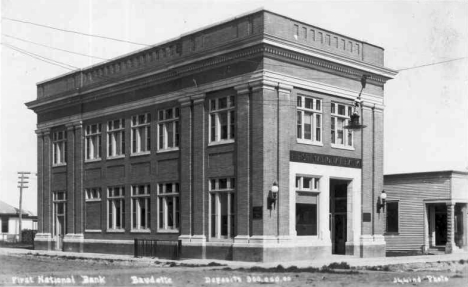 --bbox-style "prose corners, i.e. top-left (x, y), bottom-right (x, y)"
top-left (290, 151), bottom-right (362, 169)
